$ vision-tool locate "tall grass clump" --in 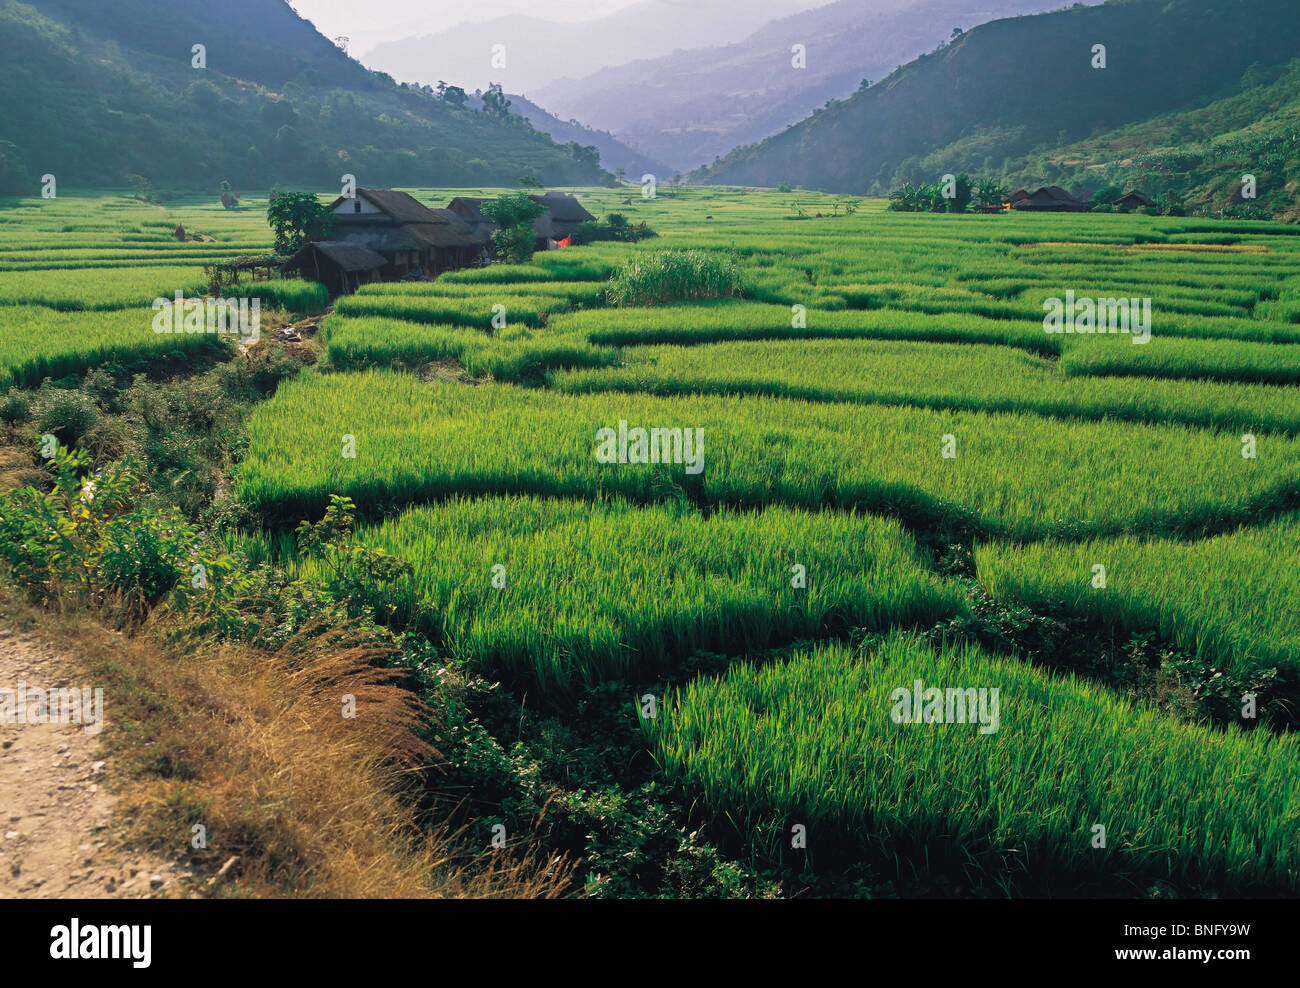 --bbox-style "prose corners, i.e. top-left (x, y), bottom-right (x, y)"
top-left (606, 249), bottom-right (744, 306)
